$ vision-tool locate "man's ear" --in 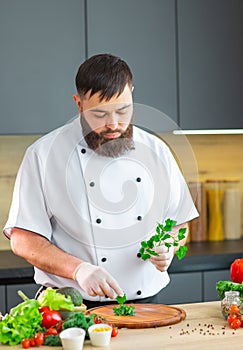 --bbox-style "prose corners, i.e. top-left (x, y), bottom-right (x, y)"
top-left (73, 94), bottom-right (83, 113)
